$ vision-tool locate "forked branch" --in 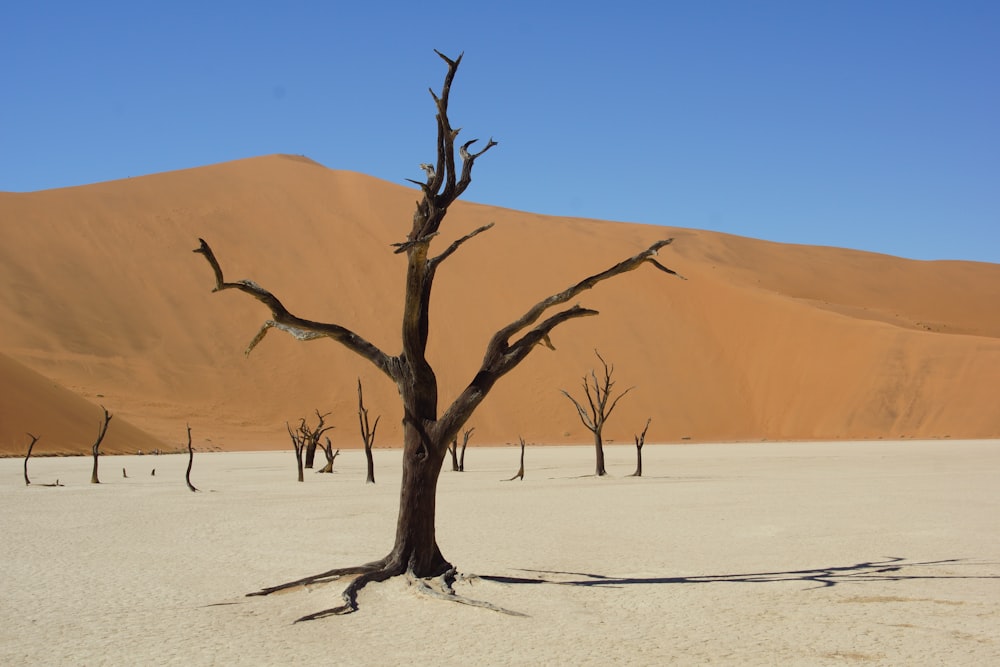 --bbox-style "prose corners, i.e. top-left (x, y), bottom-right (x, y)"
top-left (437, 239), bottom-right (681, 442)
